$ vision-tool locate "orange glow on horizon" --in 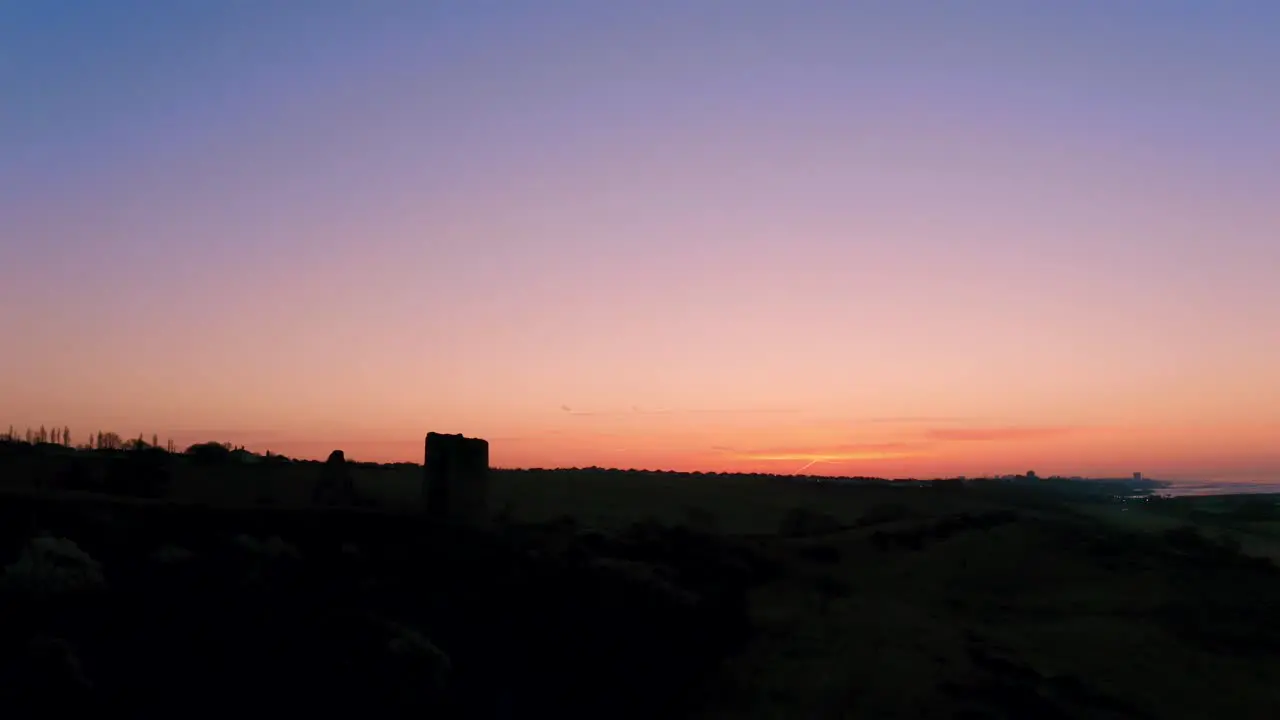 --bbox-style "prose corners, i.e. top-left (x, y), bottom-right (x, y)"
top-left (72, 417), bottom-right (1270, 485)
